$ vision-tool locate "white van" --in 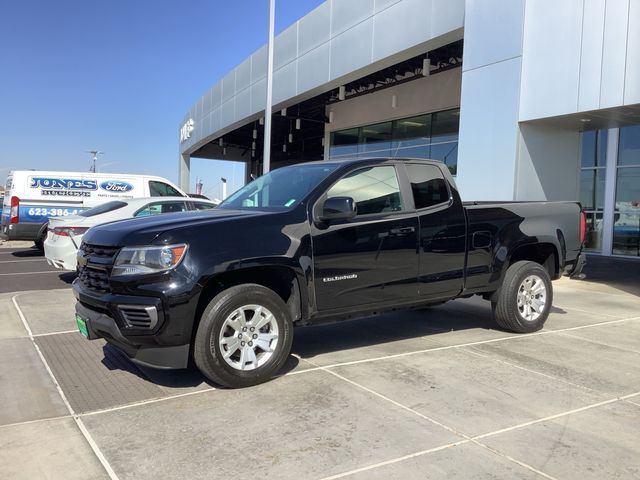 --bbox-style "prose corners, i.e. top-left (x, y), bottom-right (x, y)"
top-left (1, 171), bottom-right (186, 248)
